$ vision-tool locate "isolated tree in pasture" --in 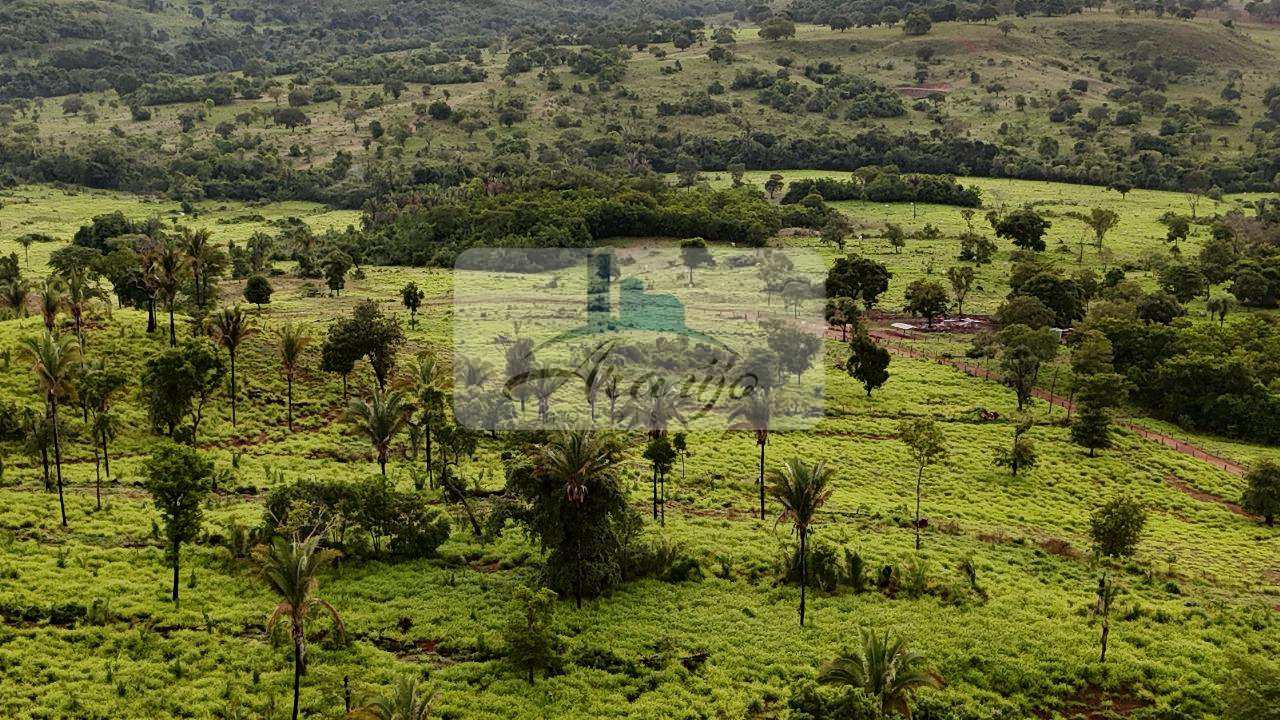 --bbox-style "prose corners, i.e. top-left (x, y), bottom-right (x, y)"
top-left (346, 388), bottom-right (411, 475)
top-left (1205, 295), bottom-right (1234, 326)
top-left (323, 250), bottom-right (352, 296)
top-left (818, 629), bottom-right (940, 718)
top-left (209, 305), bottom-right (256, 426)
top-left (503, 586), bottom-right (562, 684)
top-left (401, 282), bottom-right (425, 328)
top-left (1089, 495), bottom-right (1146, 663)
top-left (1161, 213), bottom-right (1190, 250)
top-left (19, 330), bottom-right (80, 526)
top-left (140, 339), bottom-right (225, 442)
top-left (826, 255), bottom-right (892, 309)
top-left (994, 419), bottom-right (1038, 477)
top-left (997, 324), bottom-right (1059, 410)
top-left (1083, 208), bottom-right (1120, 250)
top-left (904, 279), bottom-right (949, 328)
top-left (261, 536), bottom-right (345, 720)
top-left (898, 418), bottom-right (946, 551)
top-left (768, 457), bottom-right (834, 626)
top-left (643, 434), bottom-right (676, 523)
top-left (680, 238), bottom-right (714, 285)
top-left (143, 442), bottom-right (213, 606)
top-left (729, 391), bottom-right (773, 519)
top-left (993, 208), bottom-right (1051, 252)
top-left (846, 332), bottom-right (891, 397)
top-left (244, 274), bottom-right (273, 310)
top-left (505, 429), bottom-right (629, 608)
top-left (321, 323), bottom-right (360, 402)
top-left (1070, 372), bottom-right (1127, 457)
top-left (276, 322), bottom-right (312, 431)
top-left (353, 676), bottom-right (436, 720)
top-left (1242, 461), bottom-right (1280, 526)
top-left (764, 173), bottom-right (785, 199)
top-left (945, 266), bottom-right (975, 316)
